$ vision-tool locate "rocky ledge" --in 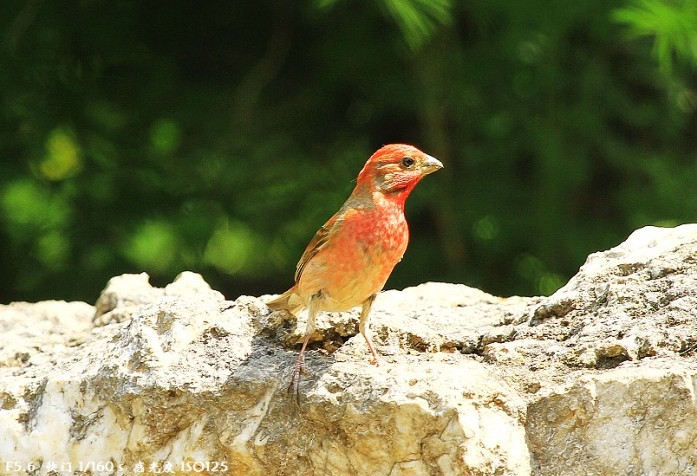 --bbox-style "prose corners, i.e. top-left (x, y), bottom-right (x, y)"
top-left (1, 224), bottom-right (697, 475)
